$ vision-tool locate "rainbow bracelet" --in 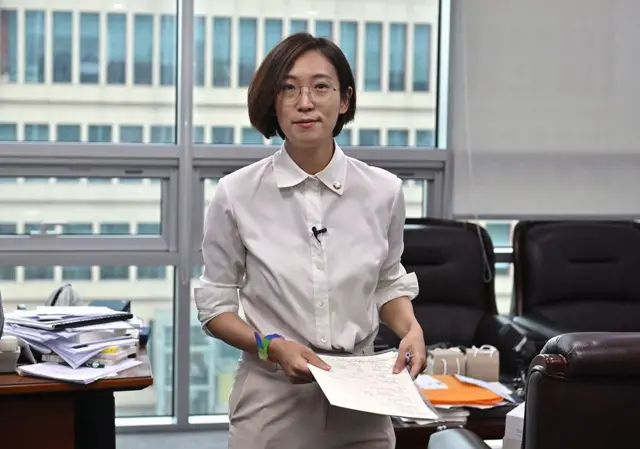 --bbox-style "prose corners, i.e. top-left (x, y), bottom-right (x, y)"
top-left (254, 332), bottom-right (283, 362)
